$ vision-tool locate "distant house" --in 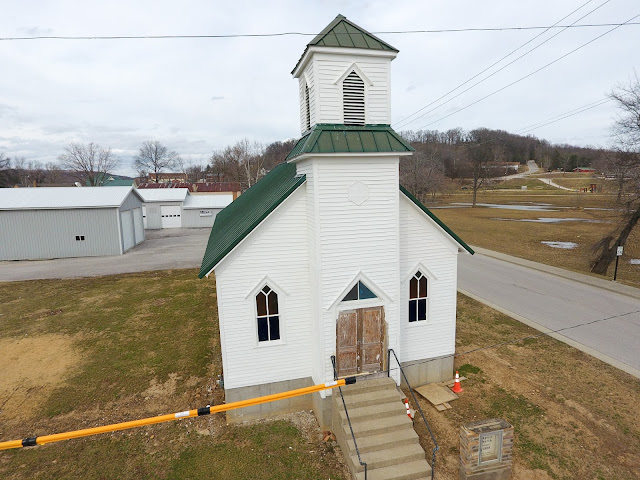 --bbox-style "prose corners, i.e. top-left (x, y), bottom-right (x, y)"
top-left (573, 167), bottom-right (596, 173)
top-left (198, 15), bottom-right (473, 426)
top-left (146, 172), bottom-right (188, 183)
top-left (136, 187), bottom-right (233, 229)
top-left (0, 186), bottom-right (144, 260)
